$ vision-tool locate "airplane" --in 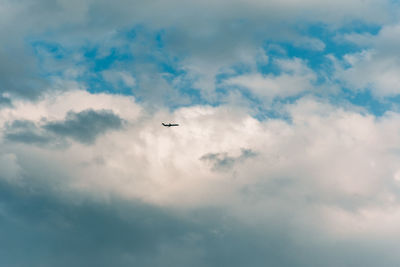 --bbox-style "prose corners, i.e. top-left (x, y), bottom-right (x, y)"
top-left (162, 123), bottom-right (179, 127)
